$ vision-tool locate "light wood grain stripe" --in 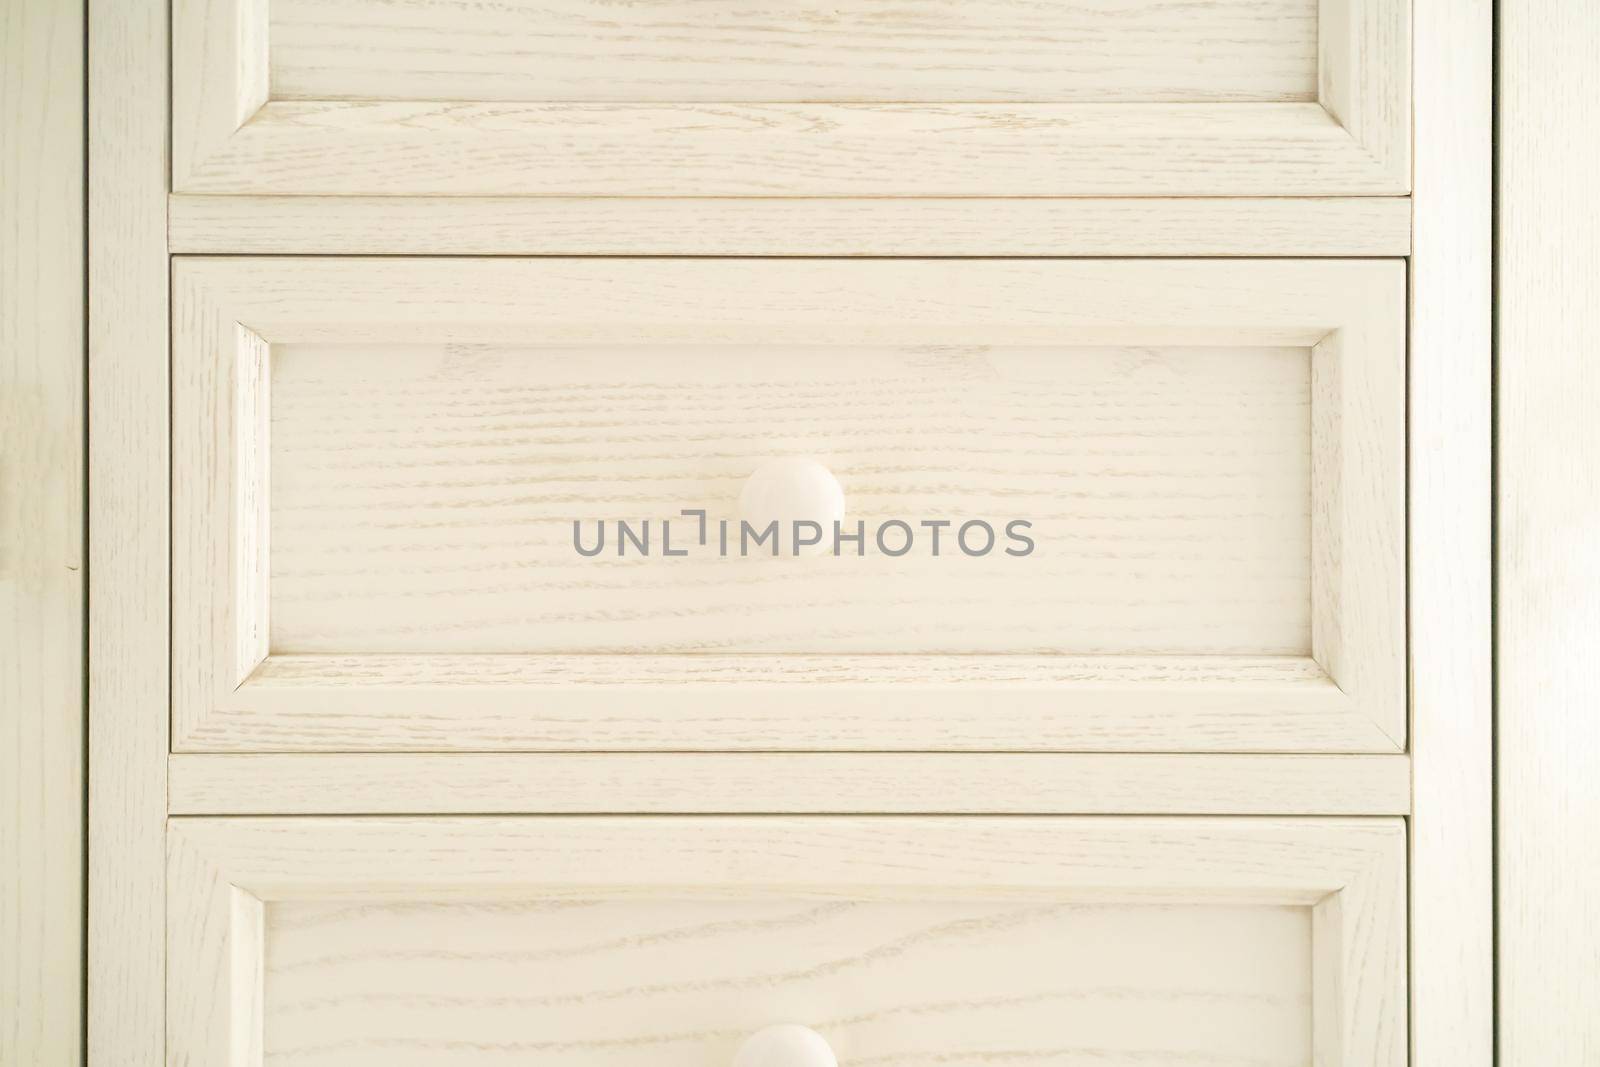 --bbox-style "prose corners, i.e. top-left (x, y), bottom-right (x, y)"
top-left (166, 816), bottom-right (1407, 1067)
top-left (88, 0), bottom-right (169, 1058)
top-left (168, 196), bottom-right (1413, 256)
top-left (269, 0), bottom-right (1318, 105)
top-left (167, 753), bottom-right (1410, 815)
top-left (1407, 0), bottom-right (1493, 1064)
top-left (2, 0), bottom-right (85, 1061)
